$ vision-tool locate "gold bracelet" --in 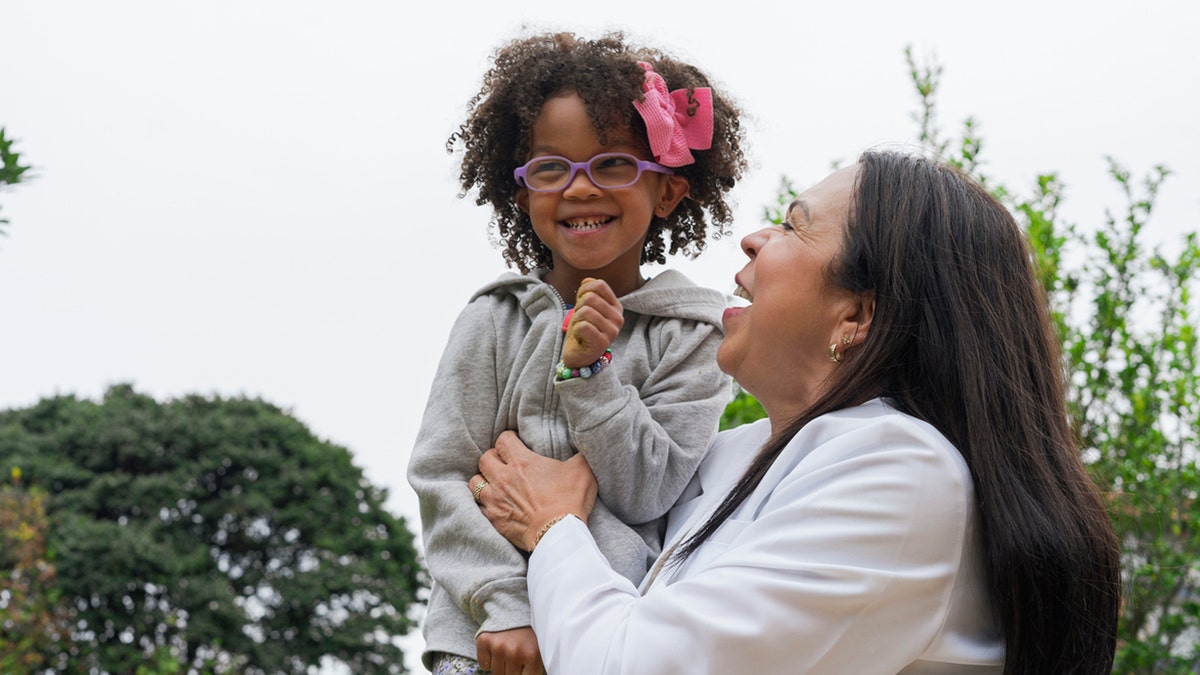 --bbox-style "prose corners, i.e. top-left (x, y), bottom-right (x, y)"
top-left (530, 514), bottom-right (572, 552)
